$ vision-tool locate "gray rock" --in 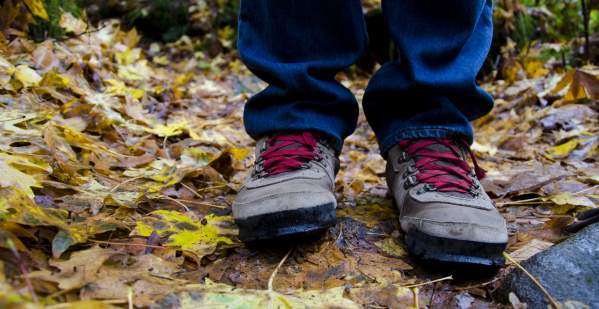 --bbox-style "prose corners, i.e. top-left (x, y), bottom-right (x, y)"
top-left (495, 223), bottom-right (599, 308)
